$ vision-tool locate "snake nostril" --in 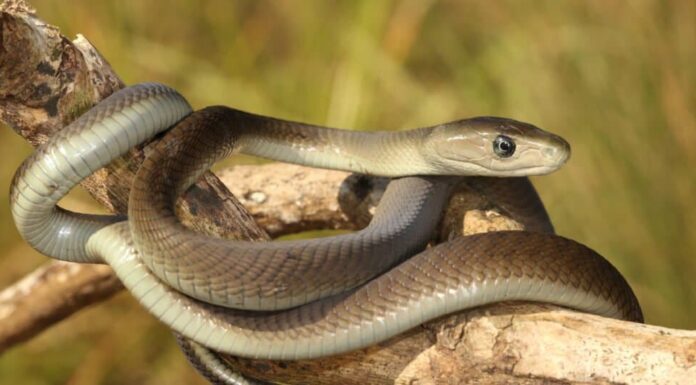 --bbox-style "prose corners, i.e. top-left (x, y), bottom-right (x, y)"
top-left (543, 147), bottom-right (557, 159)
